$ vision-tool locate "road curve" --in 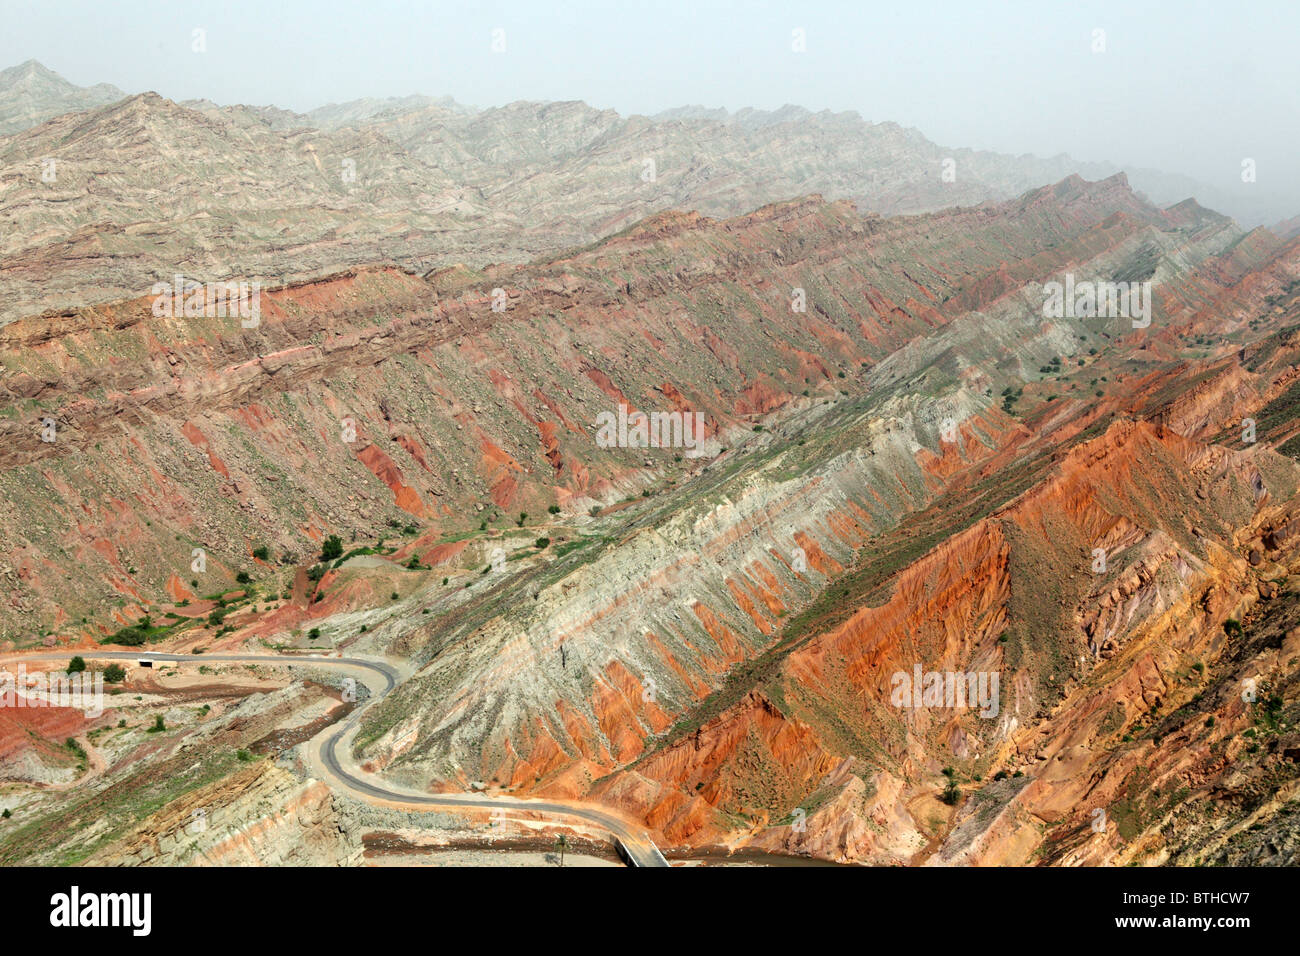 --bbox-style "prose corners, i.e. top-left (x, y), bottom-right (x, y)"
top-left (0, 649), bottom-right (669, 867)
